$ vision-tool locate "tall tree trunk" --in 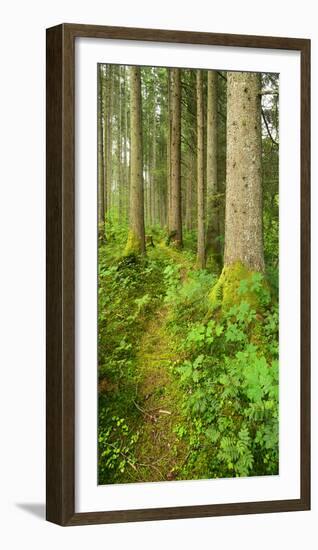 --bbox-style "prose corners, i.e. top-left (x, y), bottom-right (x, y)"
top-left (167, 69), bottom-right (171, 232)
top-left (148, 113), bottom-right (153, 227)
top-left (151, 95), bottom-right (157, 225)
top-left (123, 66), bottom-right (129, 222)
top-left (196, 69), bottom-right (205, 267)
top-left (185, 155), bottom-right (193, 231)
top-left (98, 65), bottom-right (105, 229)
top-left (169, 68), bottom-right (183, 247)
top-left (125, 66), bottom-right (145, 255)
top-left (206, 71), bottom-right (219, 265)
top-left (101, 65), bottom-right (107, 218)
top-left (106, 66), bottom-right (113, 212)
top-left (118, 67), bottom-right (123, 219)
top-left (224, 72), bottom-right (264, 271)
